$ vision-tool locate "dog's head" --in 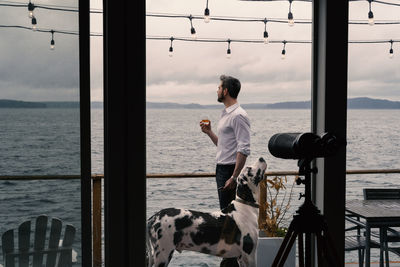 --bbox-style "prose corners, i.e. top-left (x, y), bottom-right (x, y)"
top-left (236, 157), bottom-right (267, 206)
